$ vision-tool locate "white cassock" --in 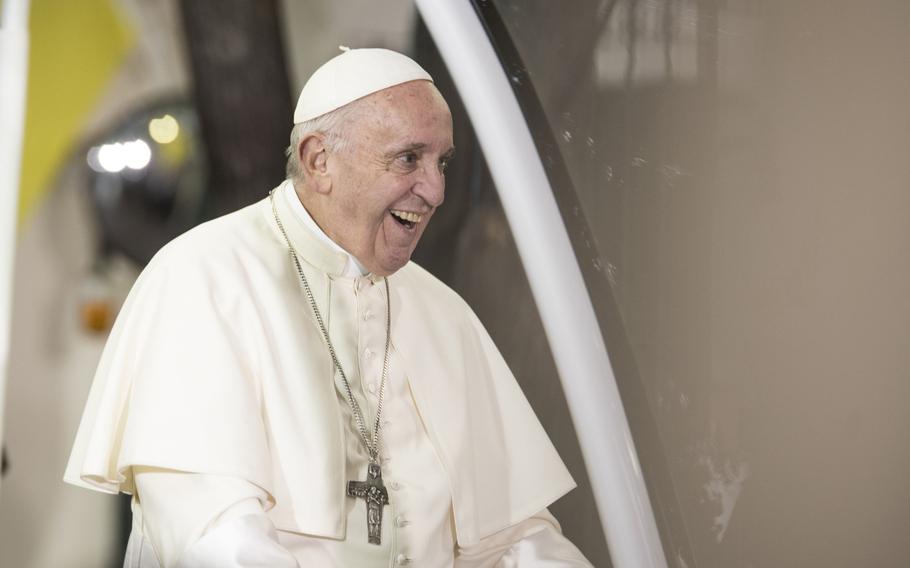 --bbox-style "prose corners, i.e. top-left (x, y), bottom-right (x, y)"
top-left (65, 180), bottom-right (593, 567)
